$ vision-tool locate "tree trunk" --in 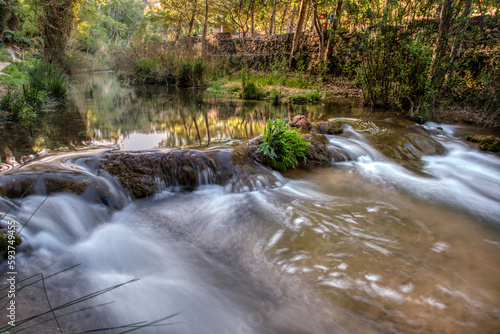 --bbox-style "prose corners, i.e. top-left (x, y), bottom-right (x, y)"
top-left (269, 0), bottom-right (277, 35)
top-left (280, 2), bottom-right (289, 34)
top-left (430, 0), bottom-right (456, 89)
top-left (201, 0), bottom-right (208, 55)
top-left (287, 4), bottom-right (296, 33)
top-left (447, 0), bottom-right (472, 83)
top-left (311, 0), bottom-right (324, 62)
top-left (250, 0), bottom-right (255, 36)
top-left (42, 0), bottom-right (75, 69)
top-left (384, 0), bottom-right (390, 16)
top-left (175, 15), bottom-right (183, 41)
top-left (188, 0), bottom-right (198, 36)
top-left (289, 0), bottom-right (307, 68)
top-left (251, 8), bottom-right (255, 36)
